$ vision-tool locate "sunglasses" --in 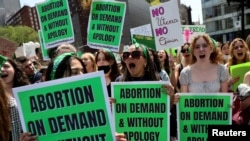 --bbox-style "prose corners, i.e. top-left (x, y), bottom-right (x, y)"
top-left (181, 48), bottom-right (189, 53)
top-left (122, 51), bottom-right (142, 61)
